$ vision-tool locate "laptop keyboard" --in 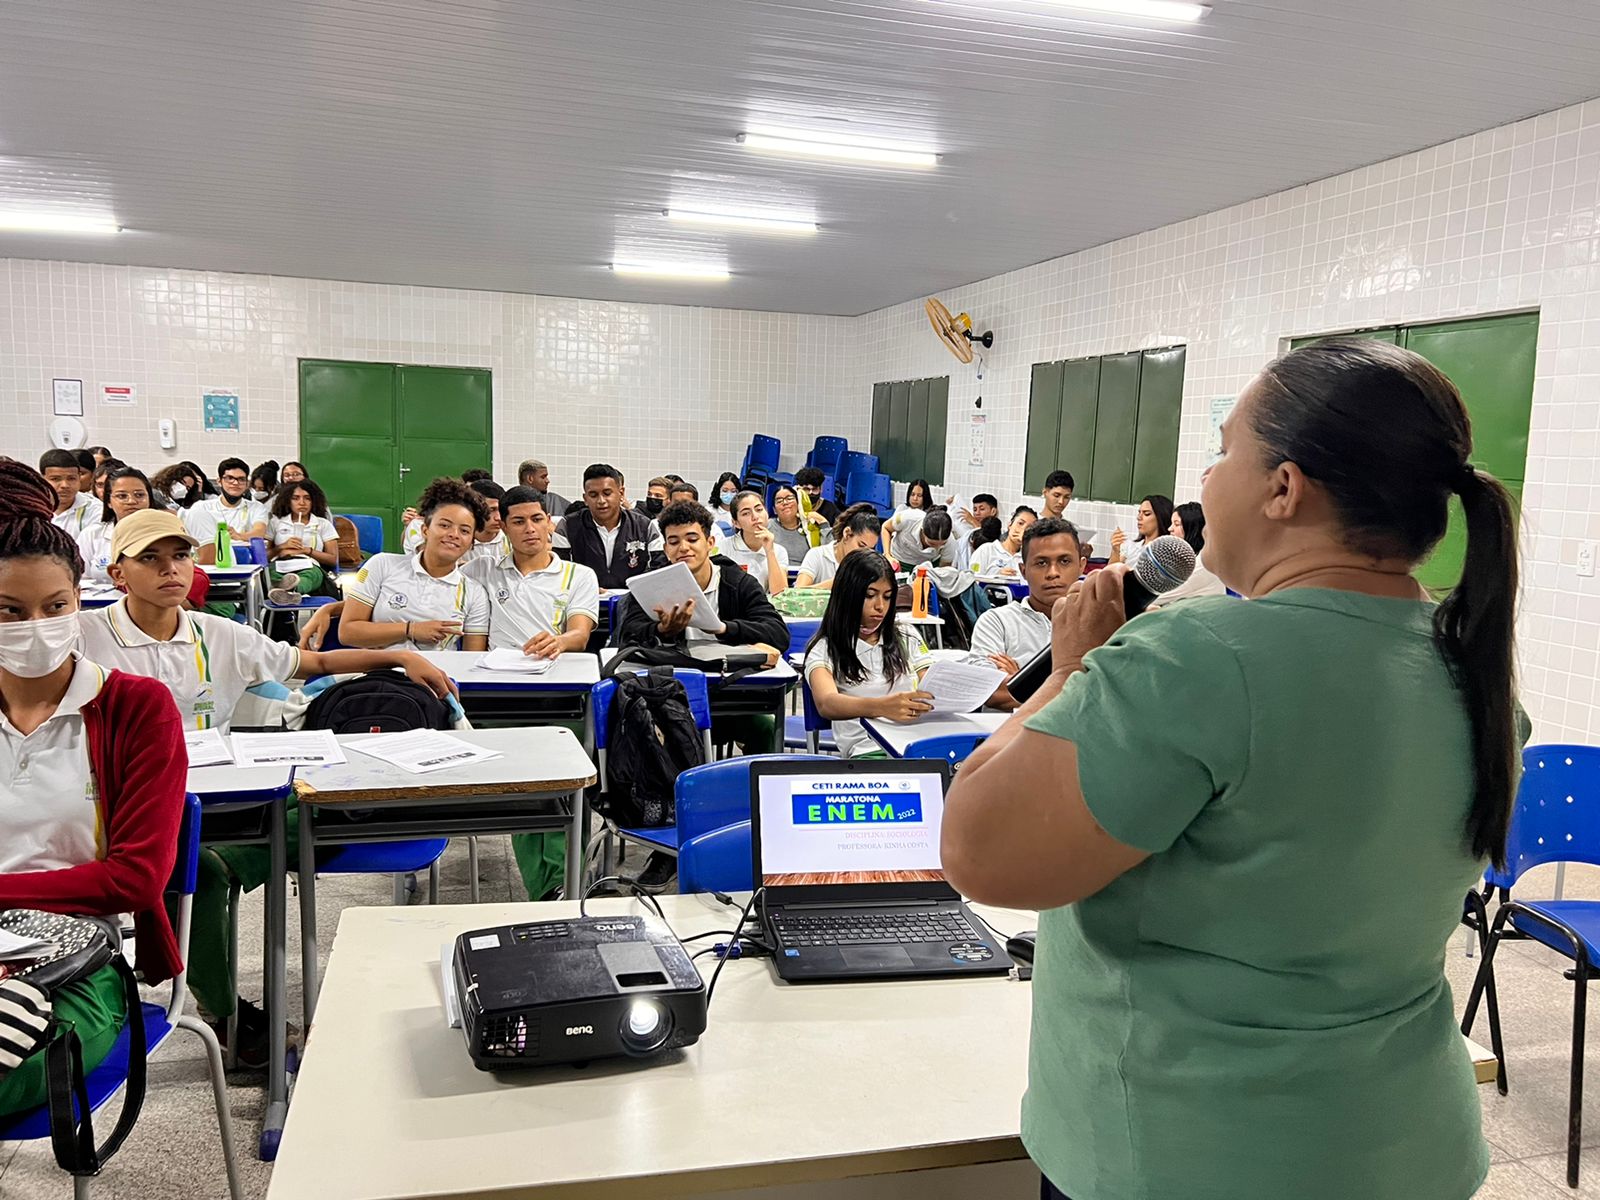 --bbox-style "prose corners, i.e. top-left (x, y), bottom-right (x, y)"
top-left (771, 909), bottom-right (978, 948)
